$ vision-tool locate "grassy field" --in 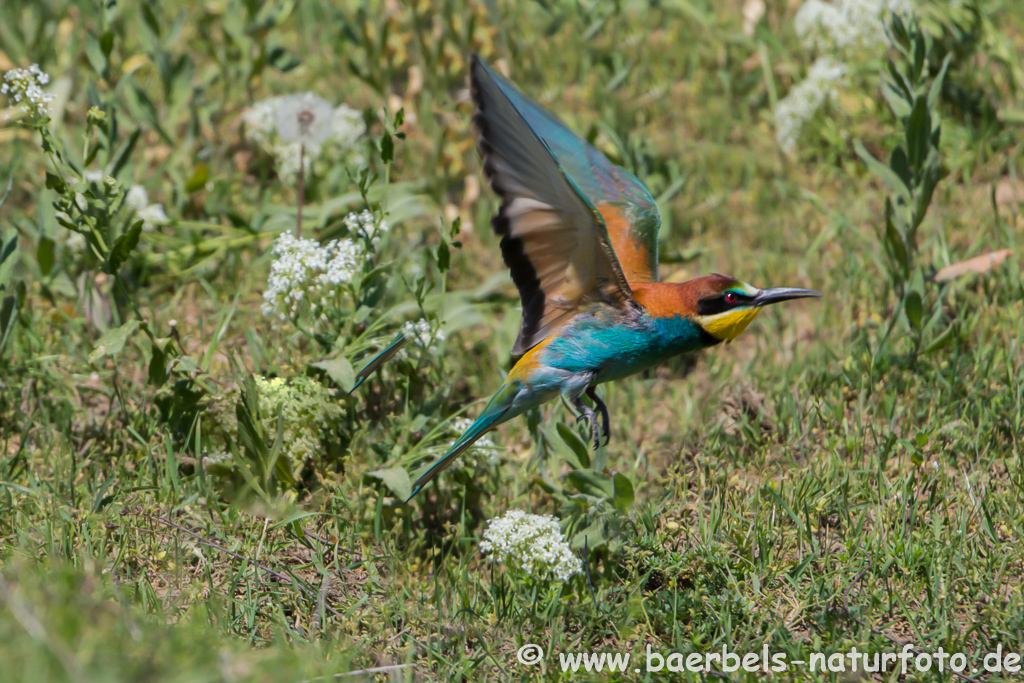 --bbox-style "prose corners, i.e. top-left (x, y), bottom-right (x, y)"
top-left (1, 0), bottom-right (1023, 680)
